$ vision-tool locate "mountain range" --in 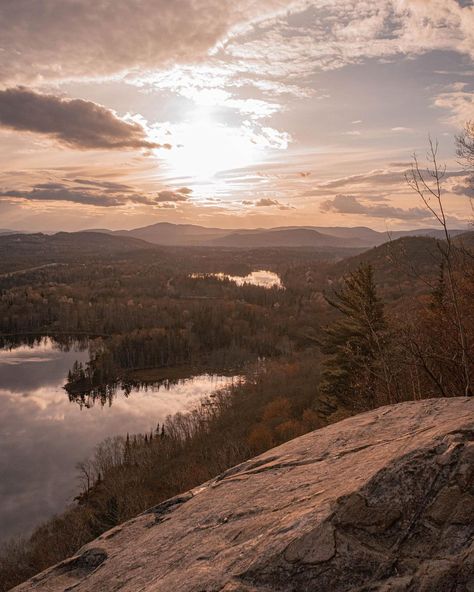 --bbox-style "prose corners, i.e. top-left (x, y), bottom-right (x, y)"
top-left (110, 223), bottom-right (466, 249)
top-left (1, 223), bottom-right (468, 249)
